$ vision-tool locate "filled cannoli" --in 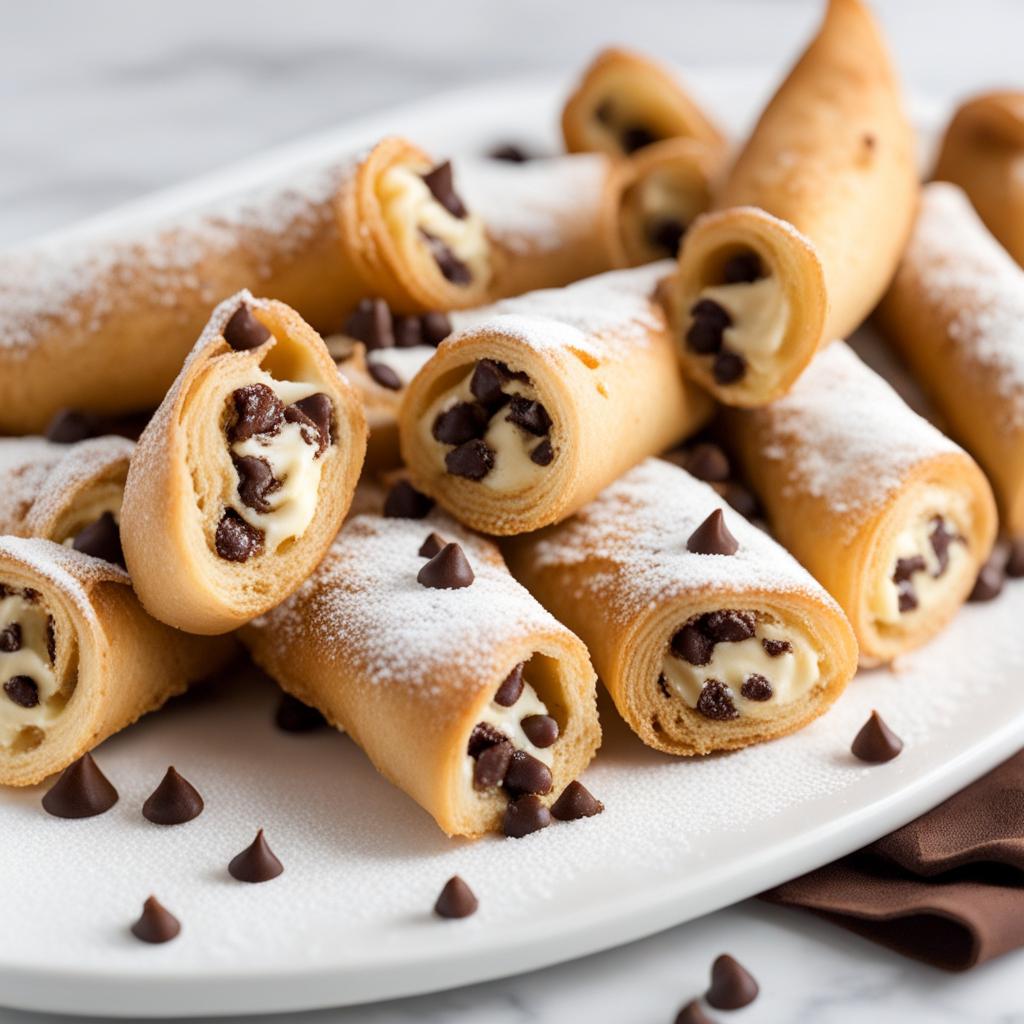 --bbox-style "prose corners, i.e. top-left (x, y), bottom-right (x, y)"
top-left (934, 92), bottom-right (1024, 267)
top-left (663, 0), bottom-right (917, 406)
top-left (398, 264), bottom-right (713, 536)
top-left (504, 459), bottom-right (856, 755)
top-left (242, 513), bottom-right (601, 838)
top-left (721, 342), bottom-right (997, 664)
top-left (561, 47), bottom-right (724, 159)
top-left (876, 183), bottom-right (1024, 539)
top-left (0, 538), bottom-right (234, 786)
top-left (120, 292), bottom-right (366, 635)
